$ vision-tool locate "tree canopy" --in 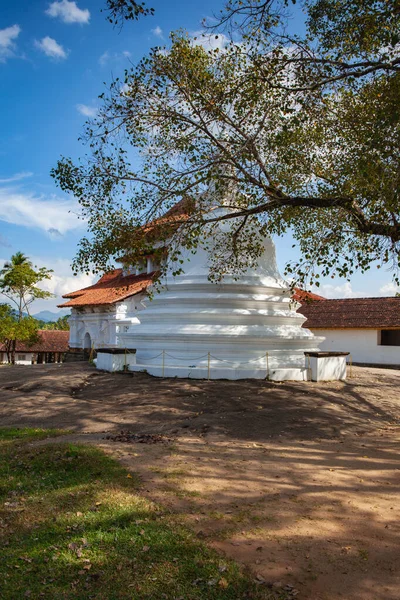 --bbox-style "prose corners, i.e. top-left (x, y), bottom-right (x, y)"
top-left (0, 253), bottom-right (54, 319)
top-left (52, 0), bottom-right (400, 288)
top-left (0, 304), bottom-right (40, 364)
